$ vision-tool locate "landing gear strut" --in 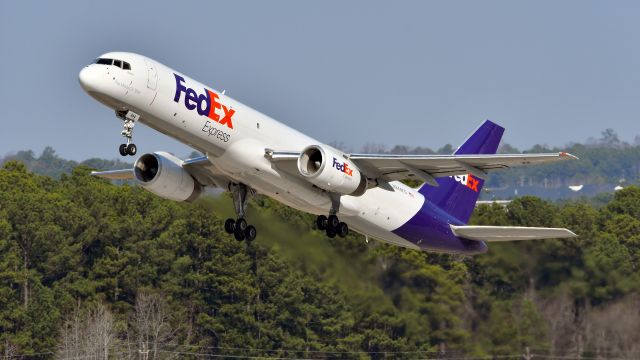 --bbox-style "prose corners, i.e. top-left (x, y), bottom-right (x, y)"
top-left (223, 183), bottom-right (257, 242)
top-left (316, 193), bottom-right (349, 238)
top-left (116, 110), bottom-right (140, 156)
